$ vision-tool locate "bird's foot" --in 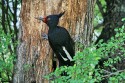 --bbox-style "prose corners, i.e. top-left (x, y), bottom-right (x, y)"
top-left (41, 33), bottom-right (48, 40)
